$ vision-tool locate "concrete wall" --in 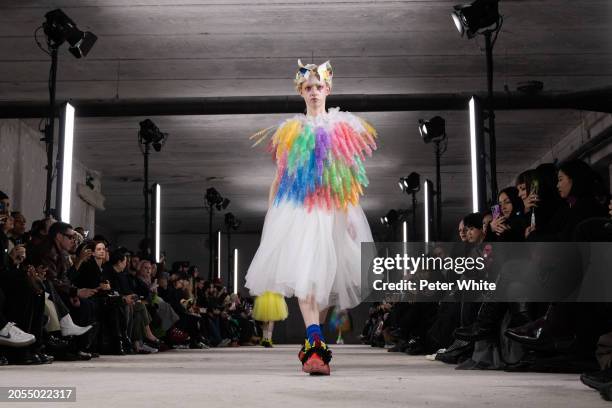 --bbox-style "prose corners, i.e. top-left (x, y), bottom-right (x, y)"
top-left (0, 119), bottom-right (97, 231)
